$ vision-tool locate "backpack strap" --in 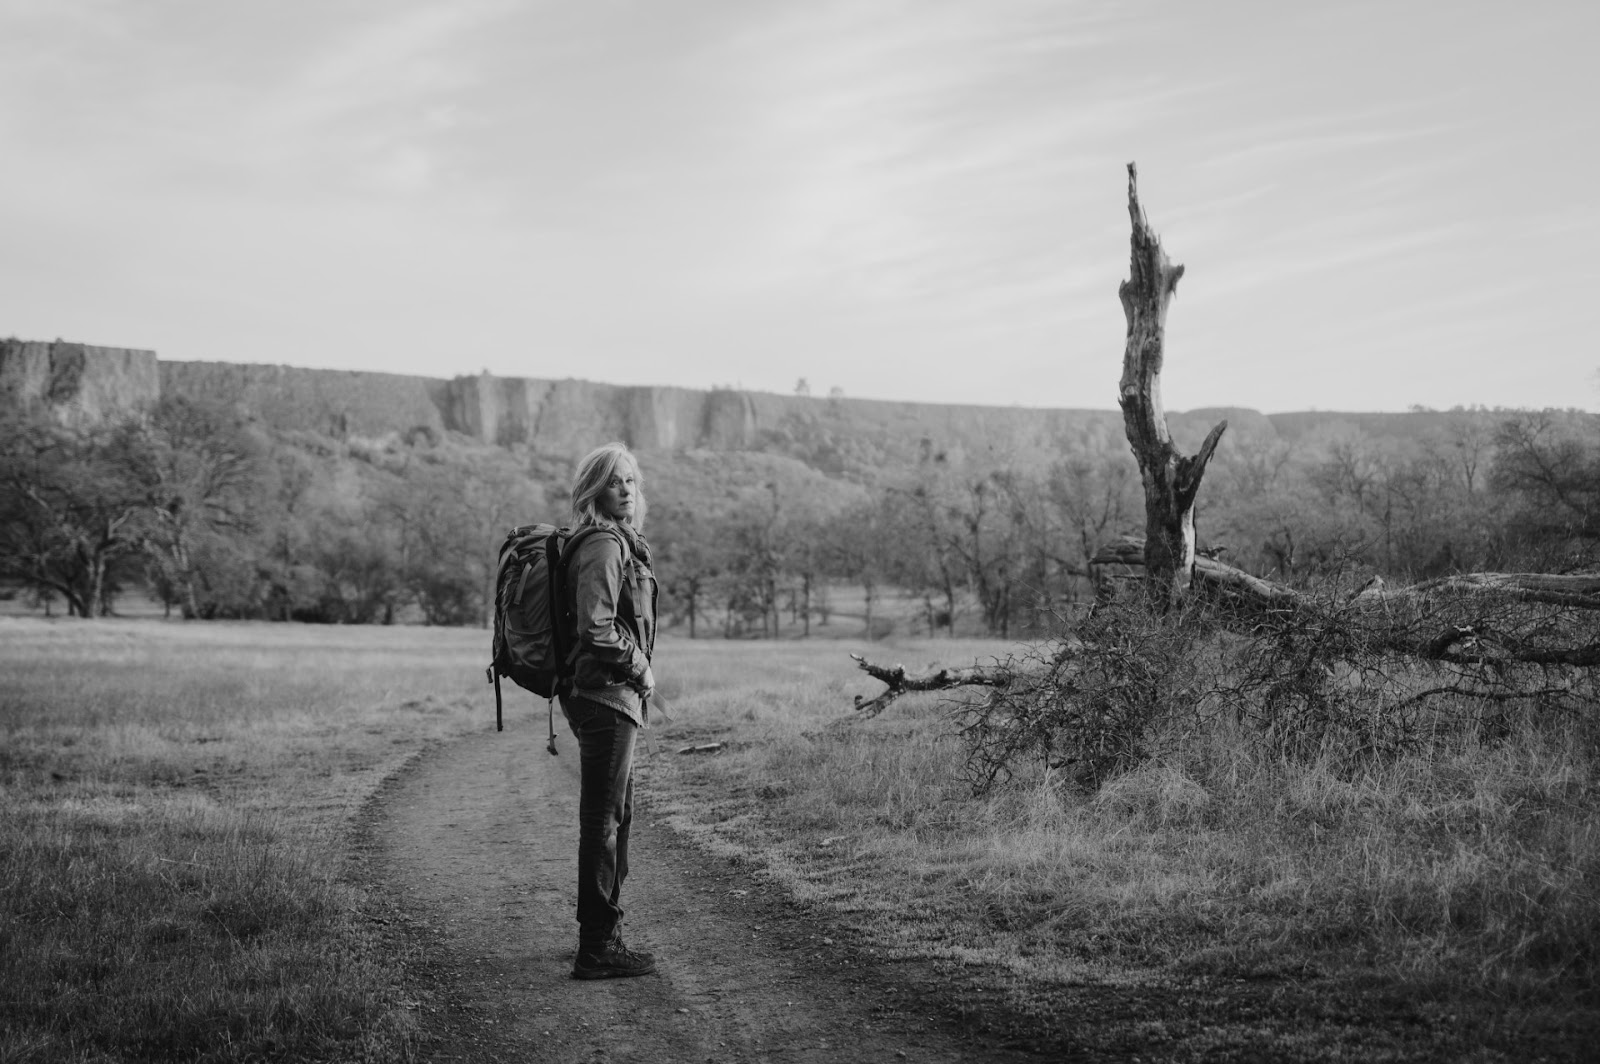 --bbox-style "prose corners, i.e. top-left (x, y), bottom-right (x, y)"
top-left (558, 526), bottom-right (628, 584)
top-left (550, 526), bottom-right (599, 684)
top-left (500, 532), bottom-right (540, 607)
top-left (550, 525), bottom-right (629, 682)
